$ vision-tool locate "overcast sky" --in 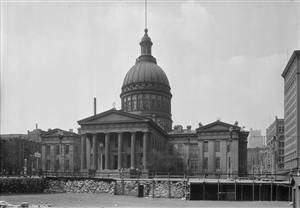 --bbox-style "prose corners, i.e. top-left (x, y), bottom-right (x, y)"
top-left (1, 0), bottom-right (299, 135)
